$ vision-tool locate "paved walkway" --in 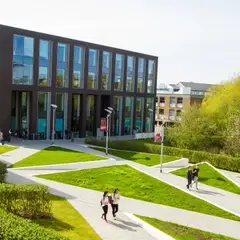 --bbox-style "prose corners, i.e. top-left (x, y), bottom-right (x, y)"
top-left (3, 140), bottom-right (240, 239)
top-left (219, 169), bottom-right (240, 187)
